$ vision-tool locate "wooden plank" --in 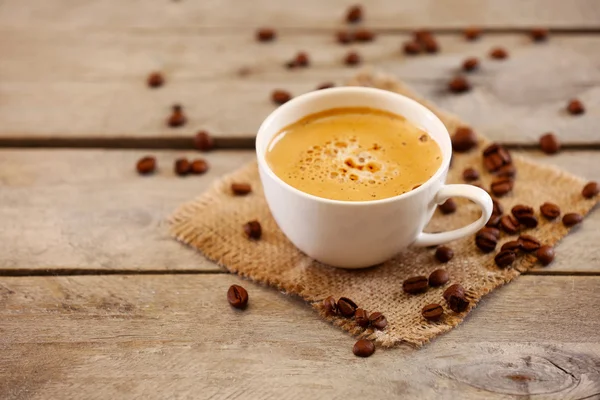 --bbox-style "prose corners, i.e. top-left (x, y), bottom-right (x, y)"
top-left (1, 274), bottom-right (599, 399)
top-left (1, 31), bottom-right (599, 143)
top-left (1, 0), bottom-right (599, 29)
